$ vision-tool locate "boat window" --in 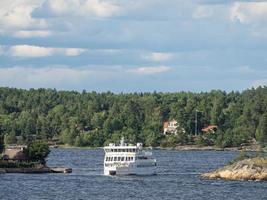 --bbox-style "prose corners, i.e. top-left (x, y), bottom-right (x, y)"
top-left (111, 149), bottom-right (113, 152)
top-left (130, 157), bottom-right (133, 161)
top-left (138, 156), bottom-right (148, 160)
top-left (132, 149), bottom-right (136, 152)
top-left (114, 157), bottom-right (117, 161)
top-left (106, 157), bottom-right (108, 161)
top-left (111, 157), bottom-right (113, 161)
top-left (118, 157), bottom-right (121, 161)
top-left (121, 157), bottom-right (125, 161)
